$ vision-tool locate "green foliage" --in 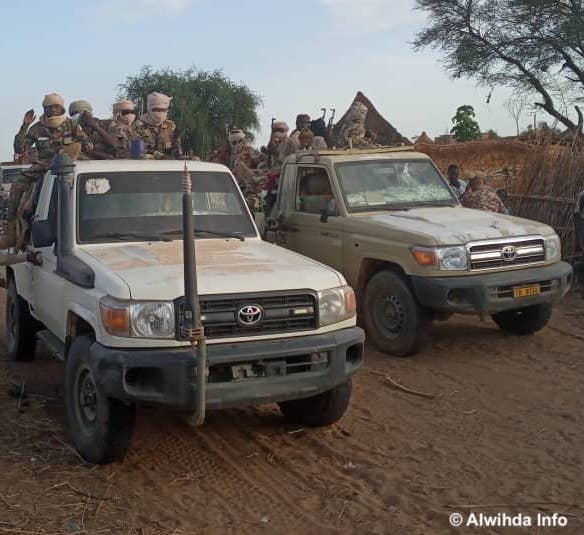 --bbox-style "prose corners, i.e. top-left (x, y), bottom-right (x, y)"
top-left (413, 0), bottom-right (584, 133)
top-left (450, 105), bottom-right (481, 142)
top-left (119, 66), bottom-right (262, 158)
